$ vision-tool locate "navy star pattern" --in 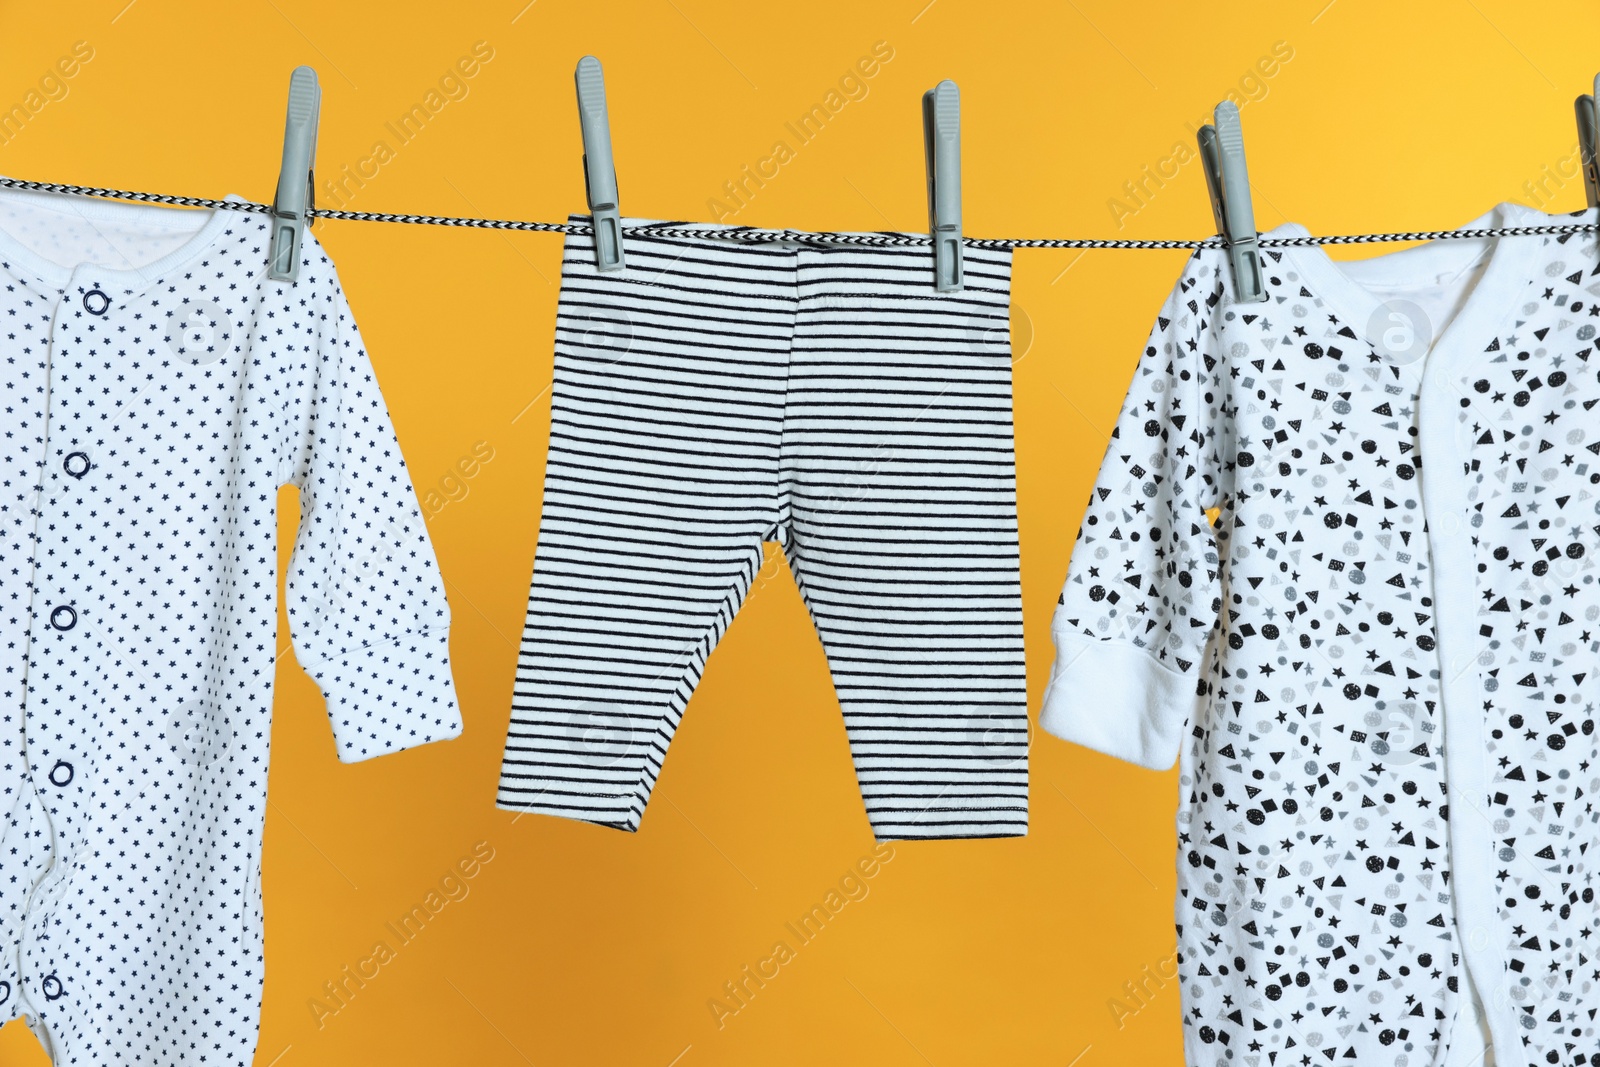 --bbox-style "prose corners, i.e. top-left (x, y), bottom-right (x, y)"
top-left (0, 196), bottom-right (461, 1065)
